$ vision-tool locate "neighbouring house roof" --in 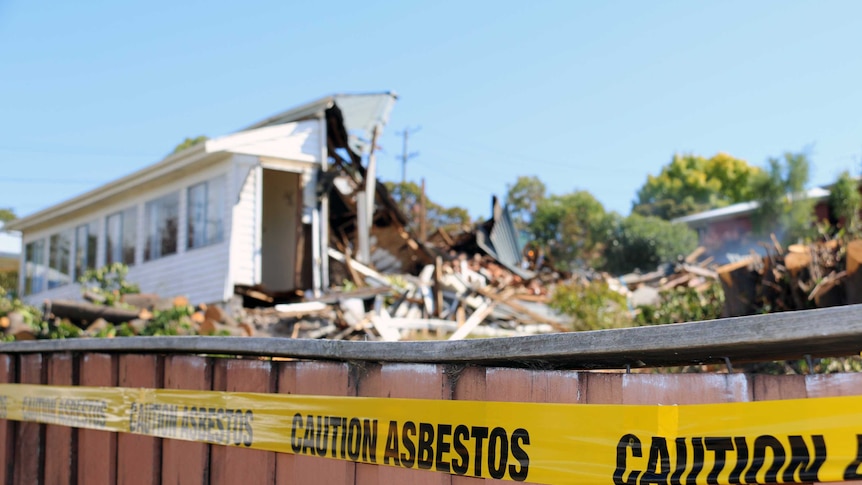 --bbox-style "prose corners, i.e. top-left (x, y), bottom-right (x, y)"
top-left (7, 92), bottom-right (395, 234)
top-left (672, 187), bottom-right (831, 226)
